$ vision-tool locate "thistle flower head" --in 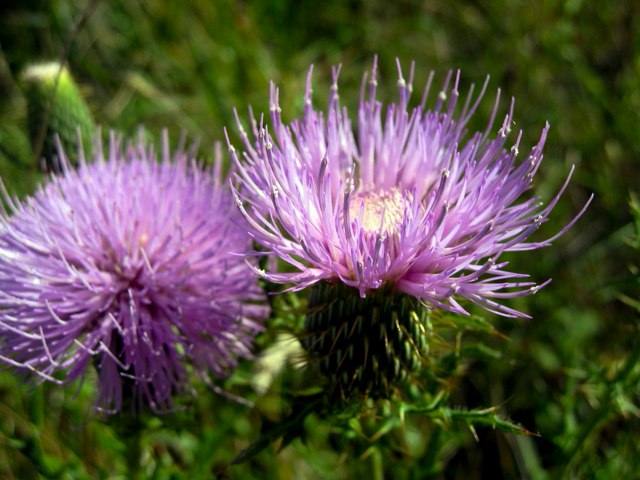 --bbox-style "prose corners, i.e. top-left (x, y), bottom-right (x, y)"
top-left (0, 132), bottom-right (269, 413)
top-left (230, 58), bottom-right (591, 319)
